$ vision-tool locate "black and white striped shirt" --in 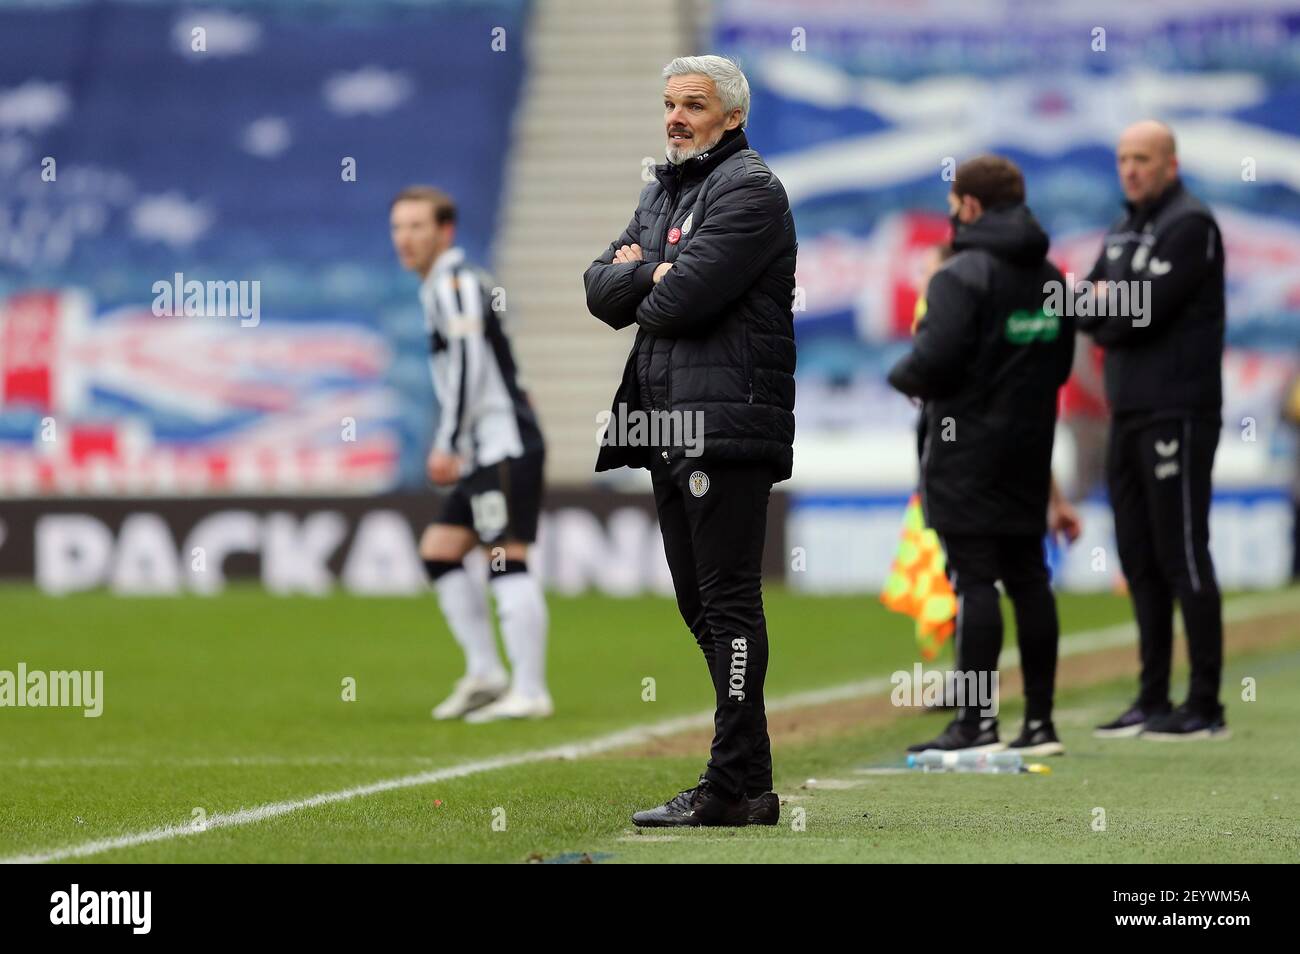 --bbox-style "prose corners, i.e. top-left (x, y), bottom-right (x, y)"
top-left (418, 247), bottom-right (544, 469)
